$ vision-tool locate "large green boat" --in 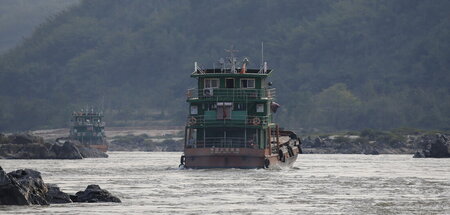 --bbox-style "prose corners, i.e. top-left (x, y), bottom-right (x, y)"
top-left (69, 109), bottom-right (108, 152)
top-left (180, 52), bottom-right (302, 168)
